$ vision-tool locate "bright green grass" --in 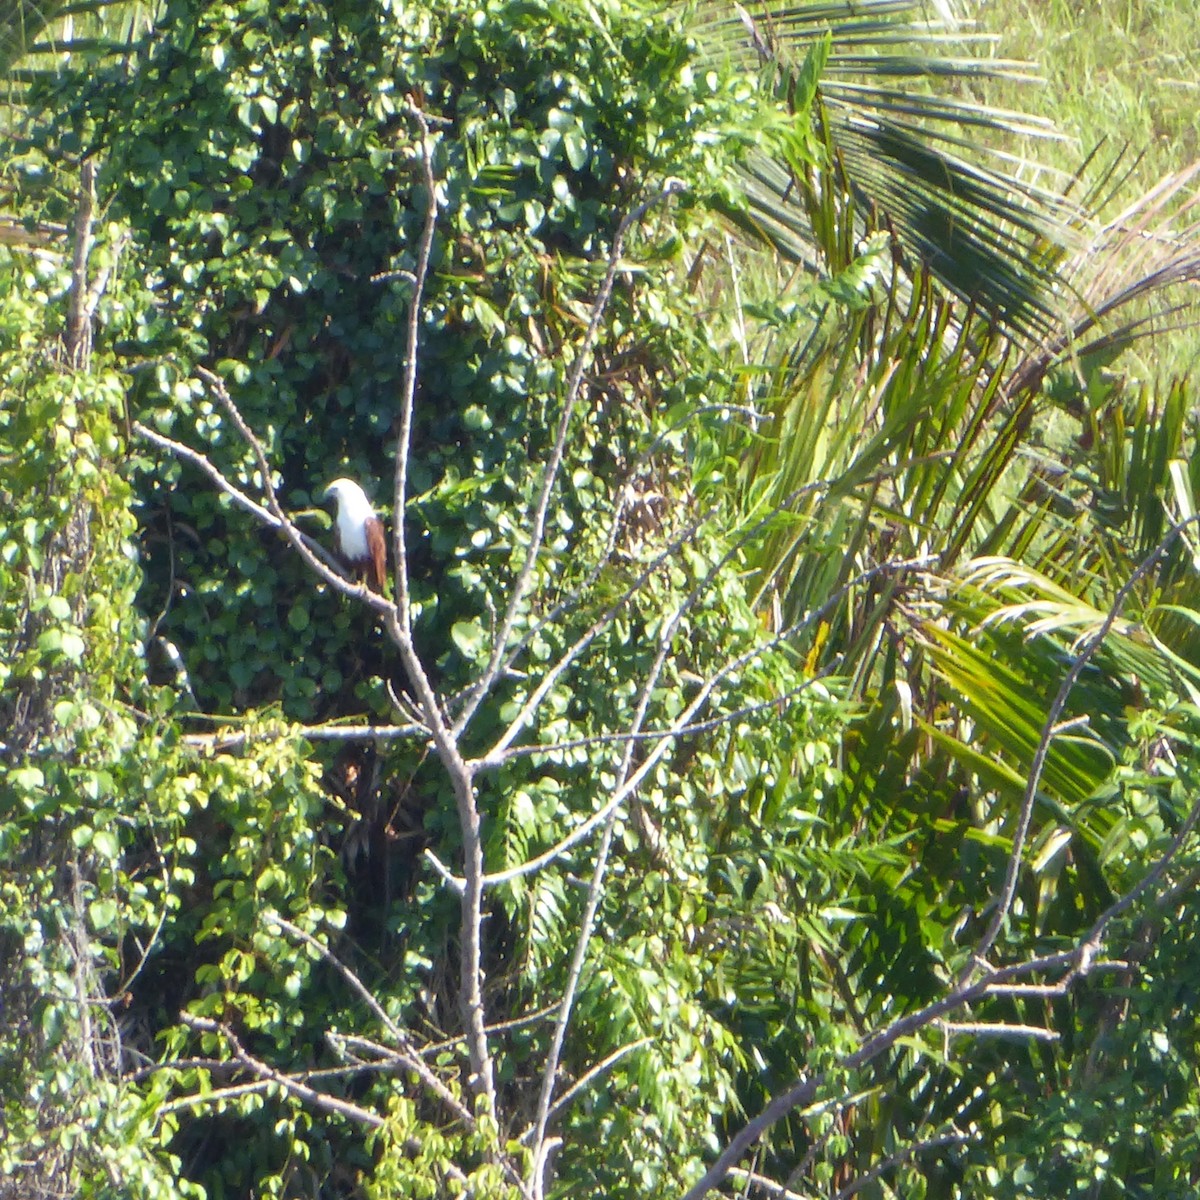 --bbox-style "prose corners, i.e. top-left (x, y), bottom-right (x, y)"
top-left (978, 0), bottom-right (1198, 199)
top-left (973, 0), bottom-right (1200, 377)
